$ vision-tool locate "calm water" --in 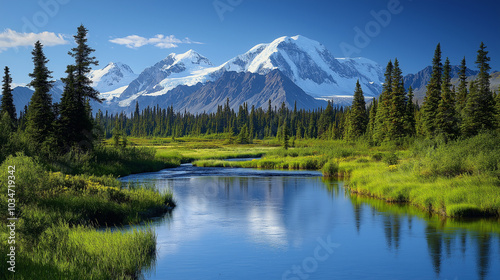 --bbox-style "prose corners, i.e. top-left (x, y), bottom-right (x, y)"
top-left (121, 164), bottom-right (500, 280)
